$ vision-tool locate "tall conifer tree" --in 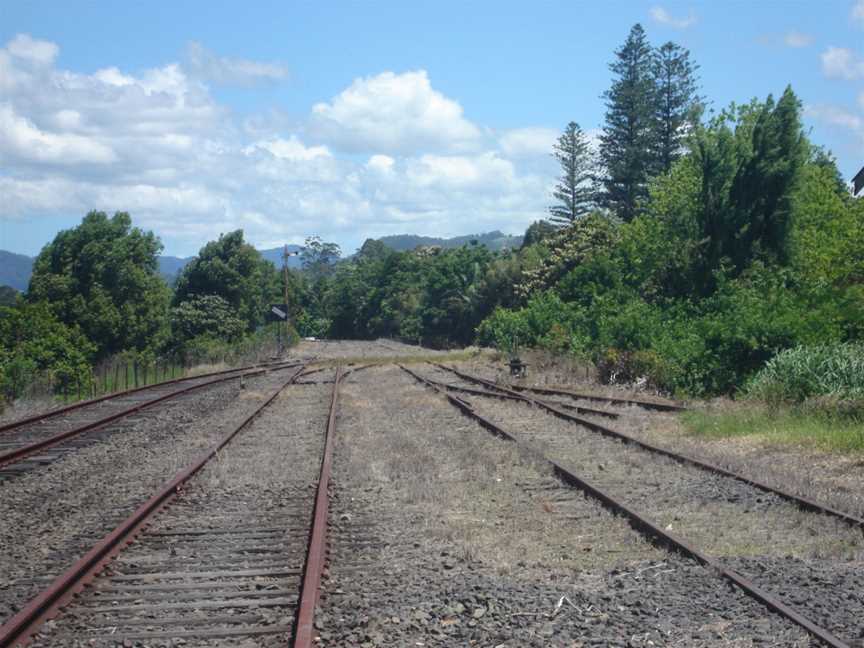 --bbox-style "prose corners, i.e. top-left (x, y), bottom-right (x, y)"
top-left (598, 24), bottom-right (656, 222)
top-left (652, 42), bottom-right (701, 174)
top-left (549, 121), bottom-right (595, 226)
